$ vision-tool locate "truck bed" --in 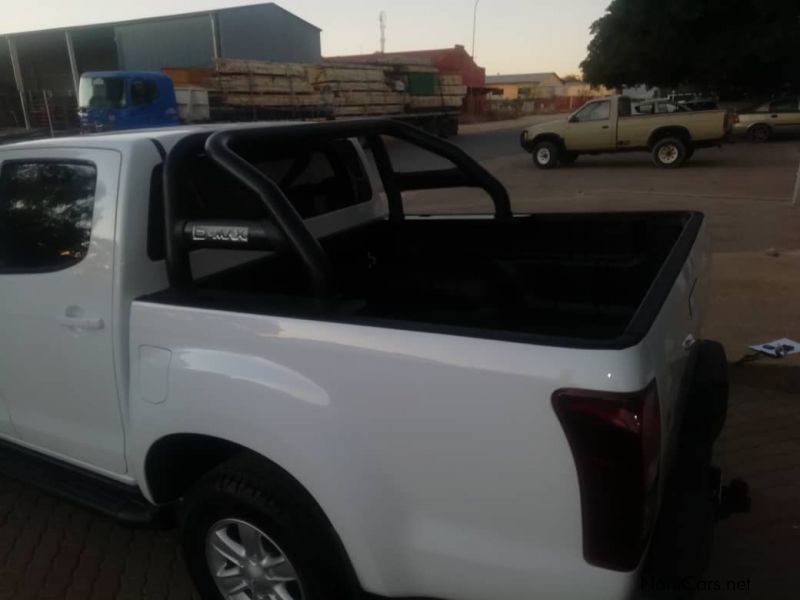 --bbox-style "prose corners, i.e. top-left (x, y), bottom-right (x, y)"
top-left (618, 109), bottom-right (730, 147)
top-left (143, 211), bottom-right (702, 348)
